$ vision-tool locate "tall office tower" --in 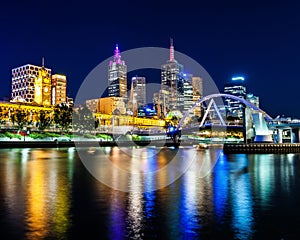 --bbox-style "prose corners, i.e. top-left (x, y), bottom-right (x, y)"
top-left (51, 74), bottom-right (67, 105)
top-left (183, 74), bottom-right (194, 111)
top-left (192, 76), bottom-right (203, 117)
top-left (161, 38), bottom-right (184, 111)
top-left (223, 76), bottom-right (247, 118)
top-left (11, 62), bottom-right (52, 105)
top-left (108, 44), bottom-right (127, 98)
top-left (128, 76), bottom-right (146, 115)
top-left (131, 76), bottom-right (146, 107)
